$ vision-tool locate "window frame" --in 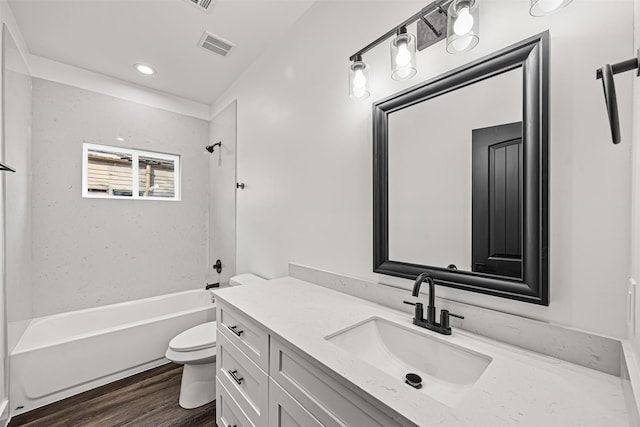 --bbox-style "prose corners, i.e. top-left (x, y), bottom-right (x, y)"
top-left (82, 142), bottom-right (181, 201)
